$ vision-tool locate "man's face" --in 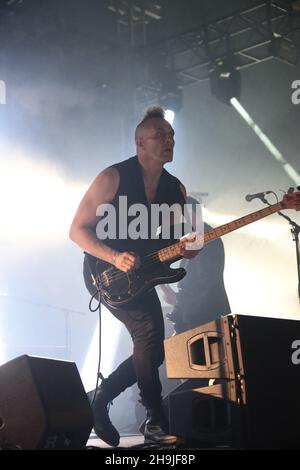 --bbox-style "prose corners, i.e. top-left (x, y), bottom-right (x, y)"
top-left (139, 118), bottom-right (175, 163)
